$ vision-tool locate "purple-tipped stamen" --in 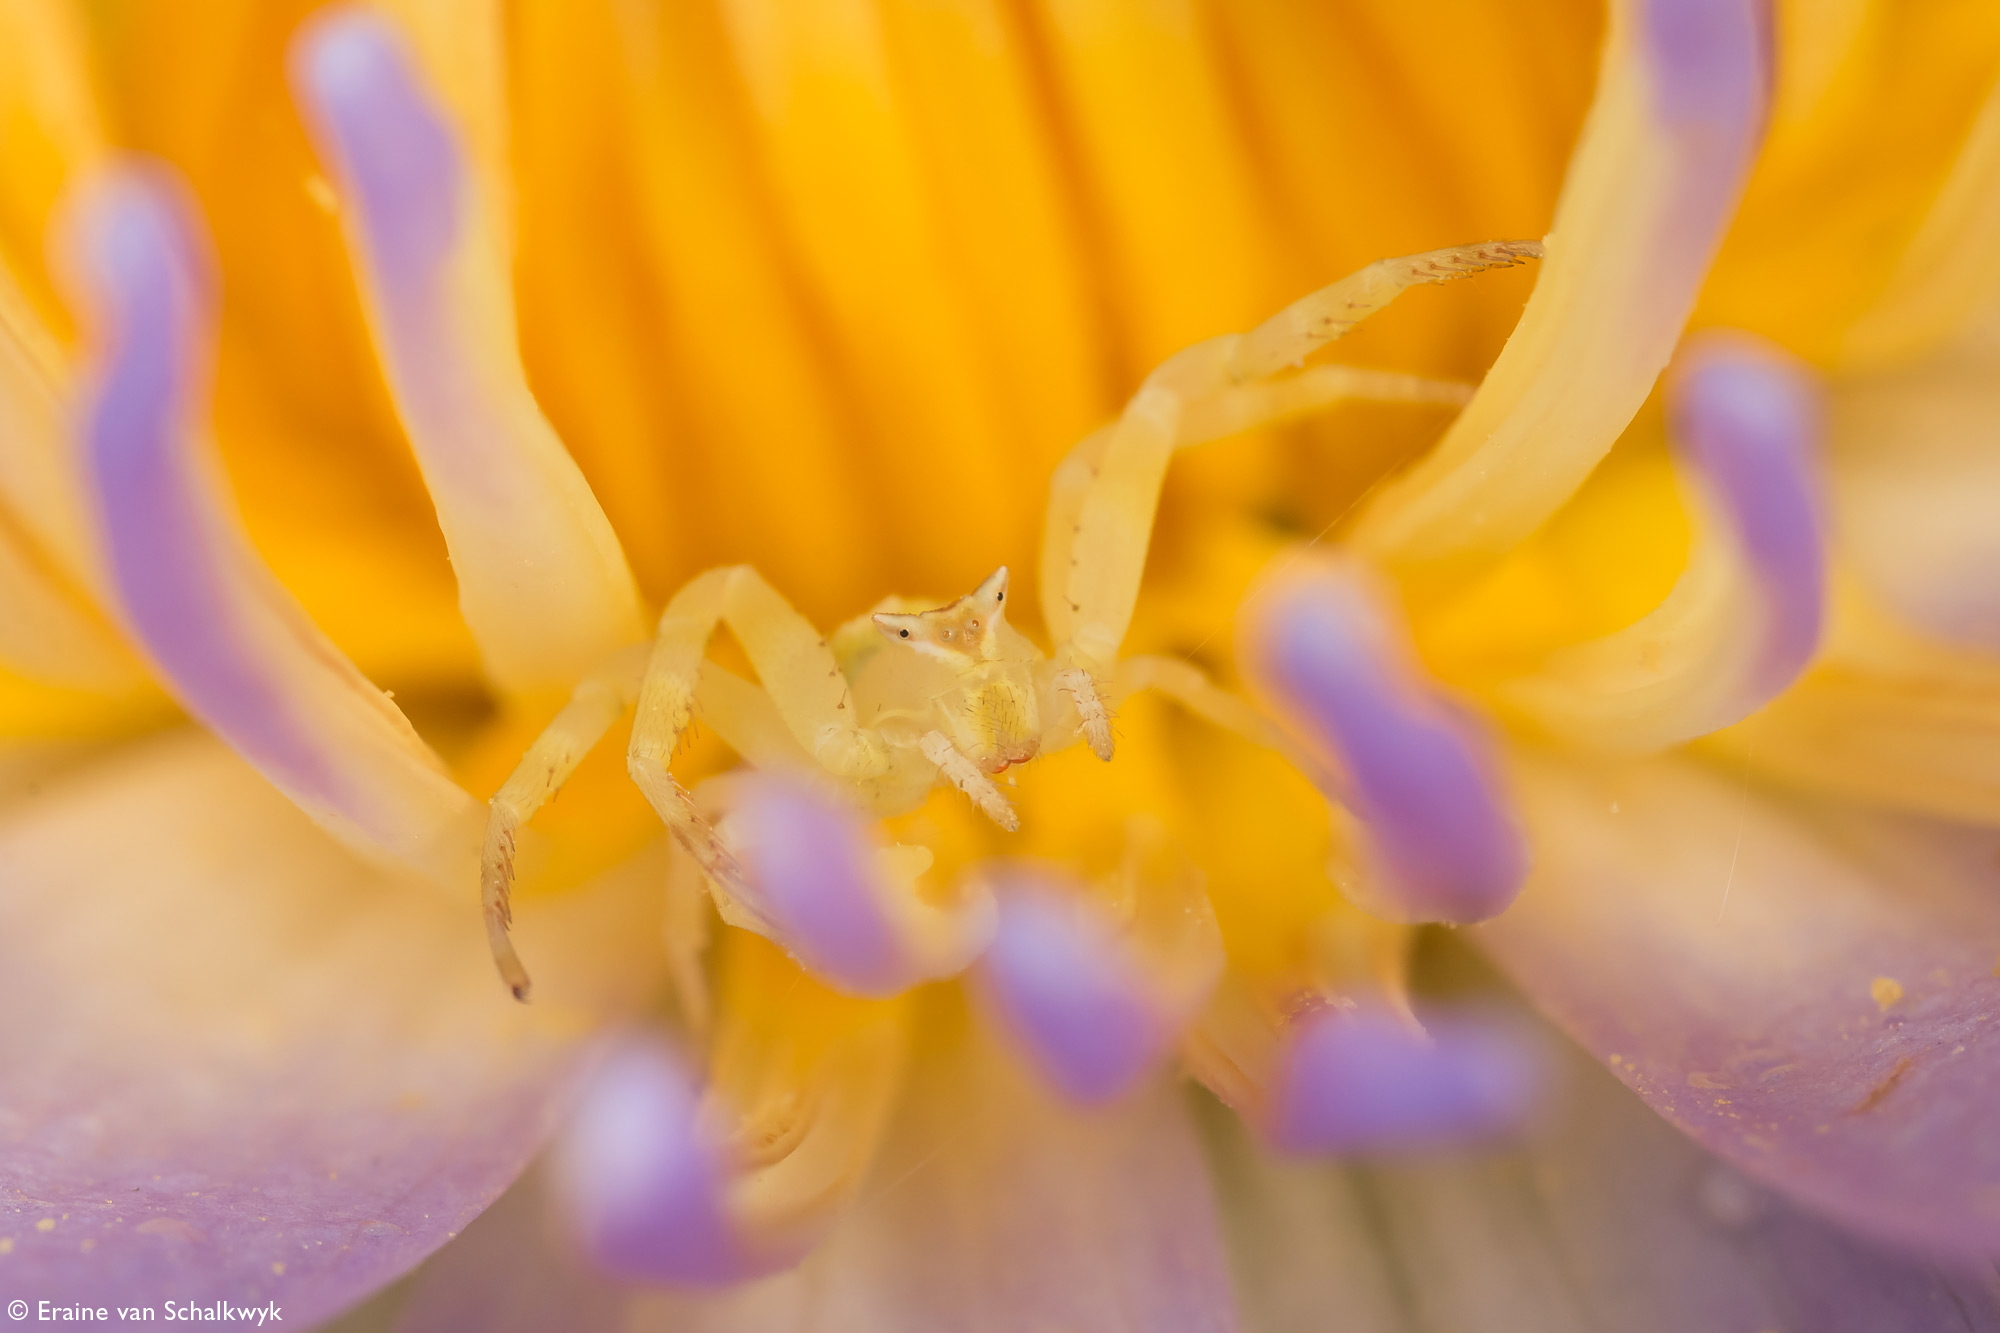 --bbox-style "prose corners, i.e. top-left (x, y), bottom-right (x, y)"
top-left (730, 777), bottom-right (905, 995)
top-left (975, 870), bottom-right (1188, 1106)
top-left (1269, 1007), bottom-right (1542, 1155)
top-left (1350, 0), bottom-right (1768, 573)
top-left (1643, 0), bottom-right (1769, 138)
top-left (291, 10), bottom-right (460, 290)
top-left (727, 775), bottom-right (992, 997)
top-left (1638, 0), bottom-right (1771, 284)
top-left (1248, 564), bottom-right (1528, 924)
top-left (63, 167), bottom-right (471, 870)
top-left (1671, 332), bottom-right (1826, 703)
top-left (290, 9), bottom-right (643, 694)
top-left (550, 1040), bottom-right (751, 1286)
